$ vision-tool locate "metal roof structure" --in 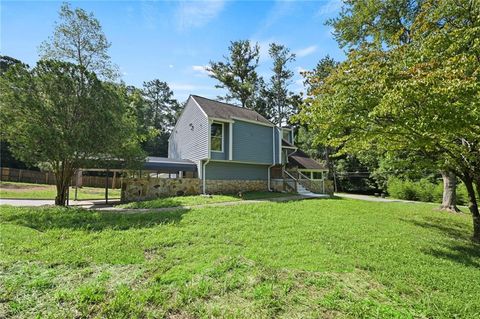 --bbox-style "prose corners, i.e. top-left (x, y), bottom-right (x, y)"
top-left (143, 156), bottom-right (197, 172)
